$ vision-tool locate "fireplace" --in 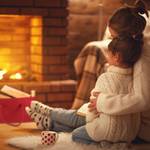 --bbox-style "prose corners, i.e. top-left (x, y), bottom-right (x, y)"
top-left (0, 15), bottom-right (41, 81)
top-left (0, 0), bottom-right (68, 81)
top-left (0, 0), bottom-right (77, 109)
